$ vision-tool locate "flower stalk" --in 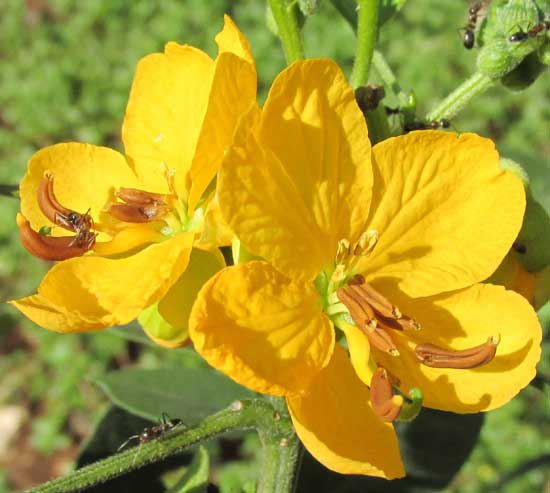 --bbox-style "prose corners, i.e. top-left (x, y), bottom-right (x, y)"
top-left (348, 1), bottom-right (390, 143)
top-left (268, 0), bottom-right (305, 64)
top-left (427, 71), bottom-right (494, 121)
top-left (24, 398), bottom-right (300, 493)
top-left (350, 0), bottom-right (379, 88)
